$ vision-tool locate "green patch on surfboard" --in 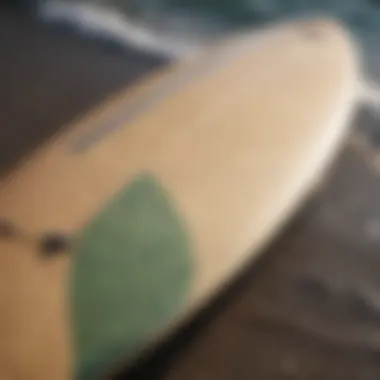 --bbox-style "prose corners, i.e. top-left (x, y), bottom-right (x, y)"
top-left (71, 174), bottom-right (193, 380)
